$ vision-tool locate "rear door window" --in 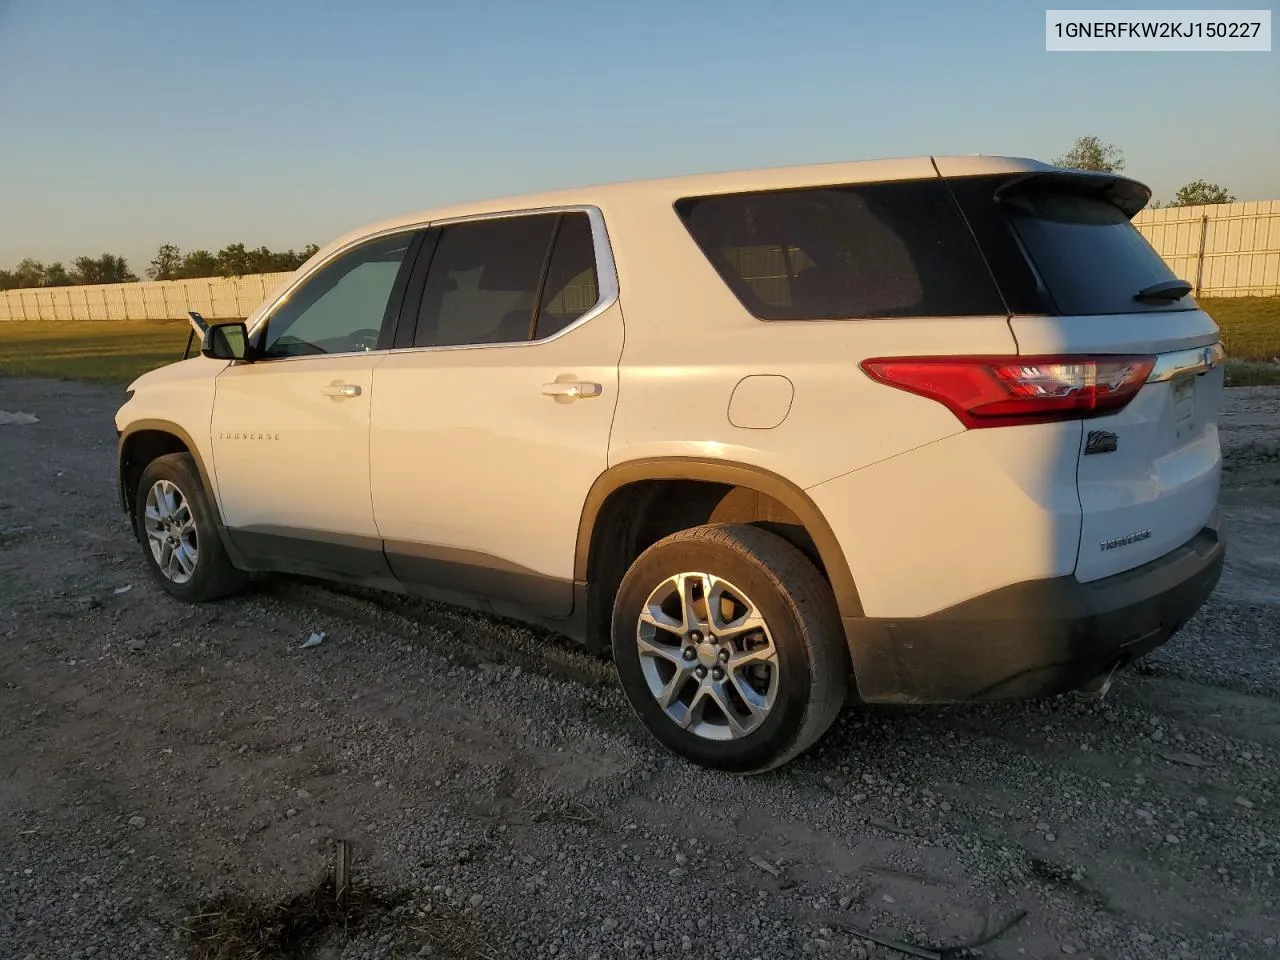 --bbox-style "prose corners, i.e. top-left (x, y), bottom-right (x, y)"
top-left (675, 179), bottom-right (1006, 320)
top-left (412, 212), bottom-right (603, 348)
top-left (414, 215), bottom-right (559, 348)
